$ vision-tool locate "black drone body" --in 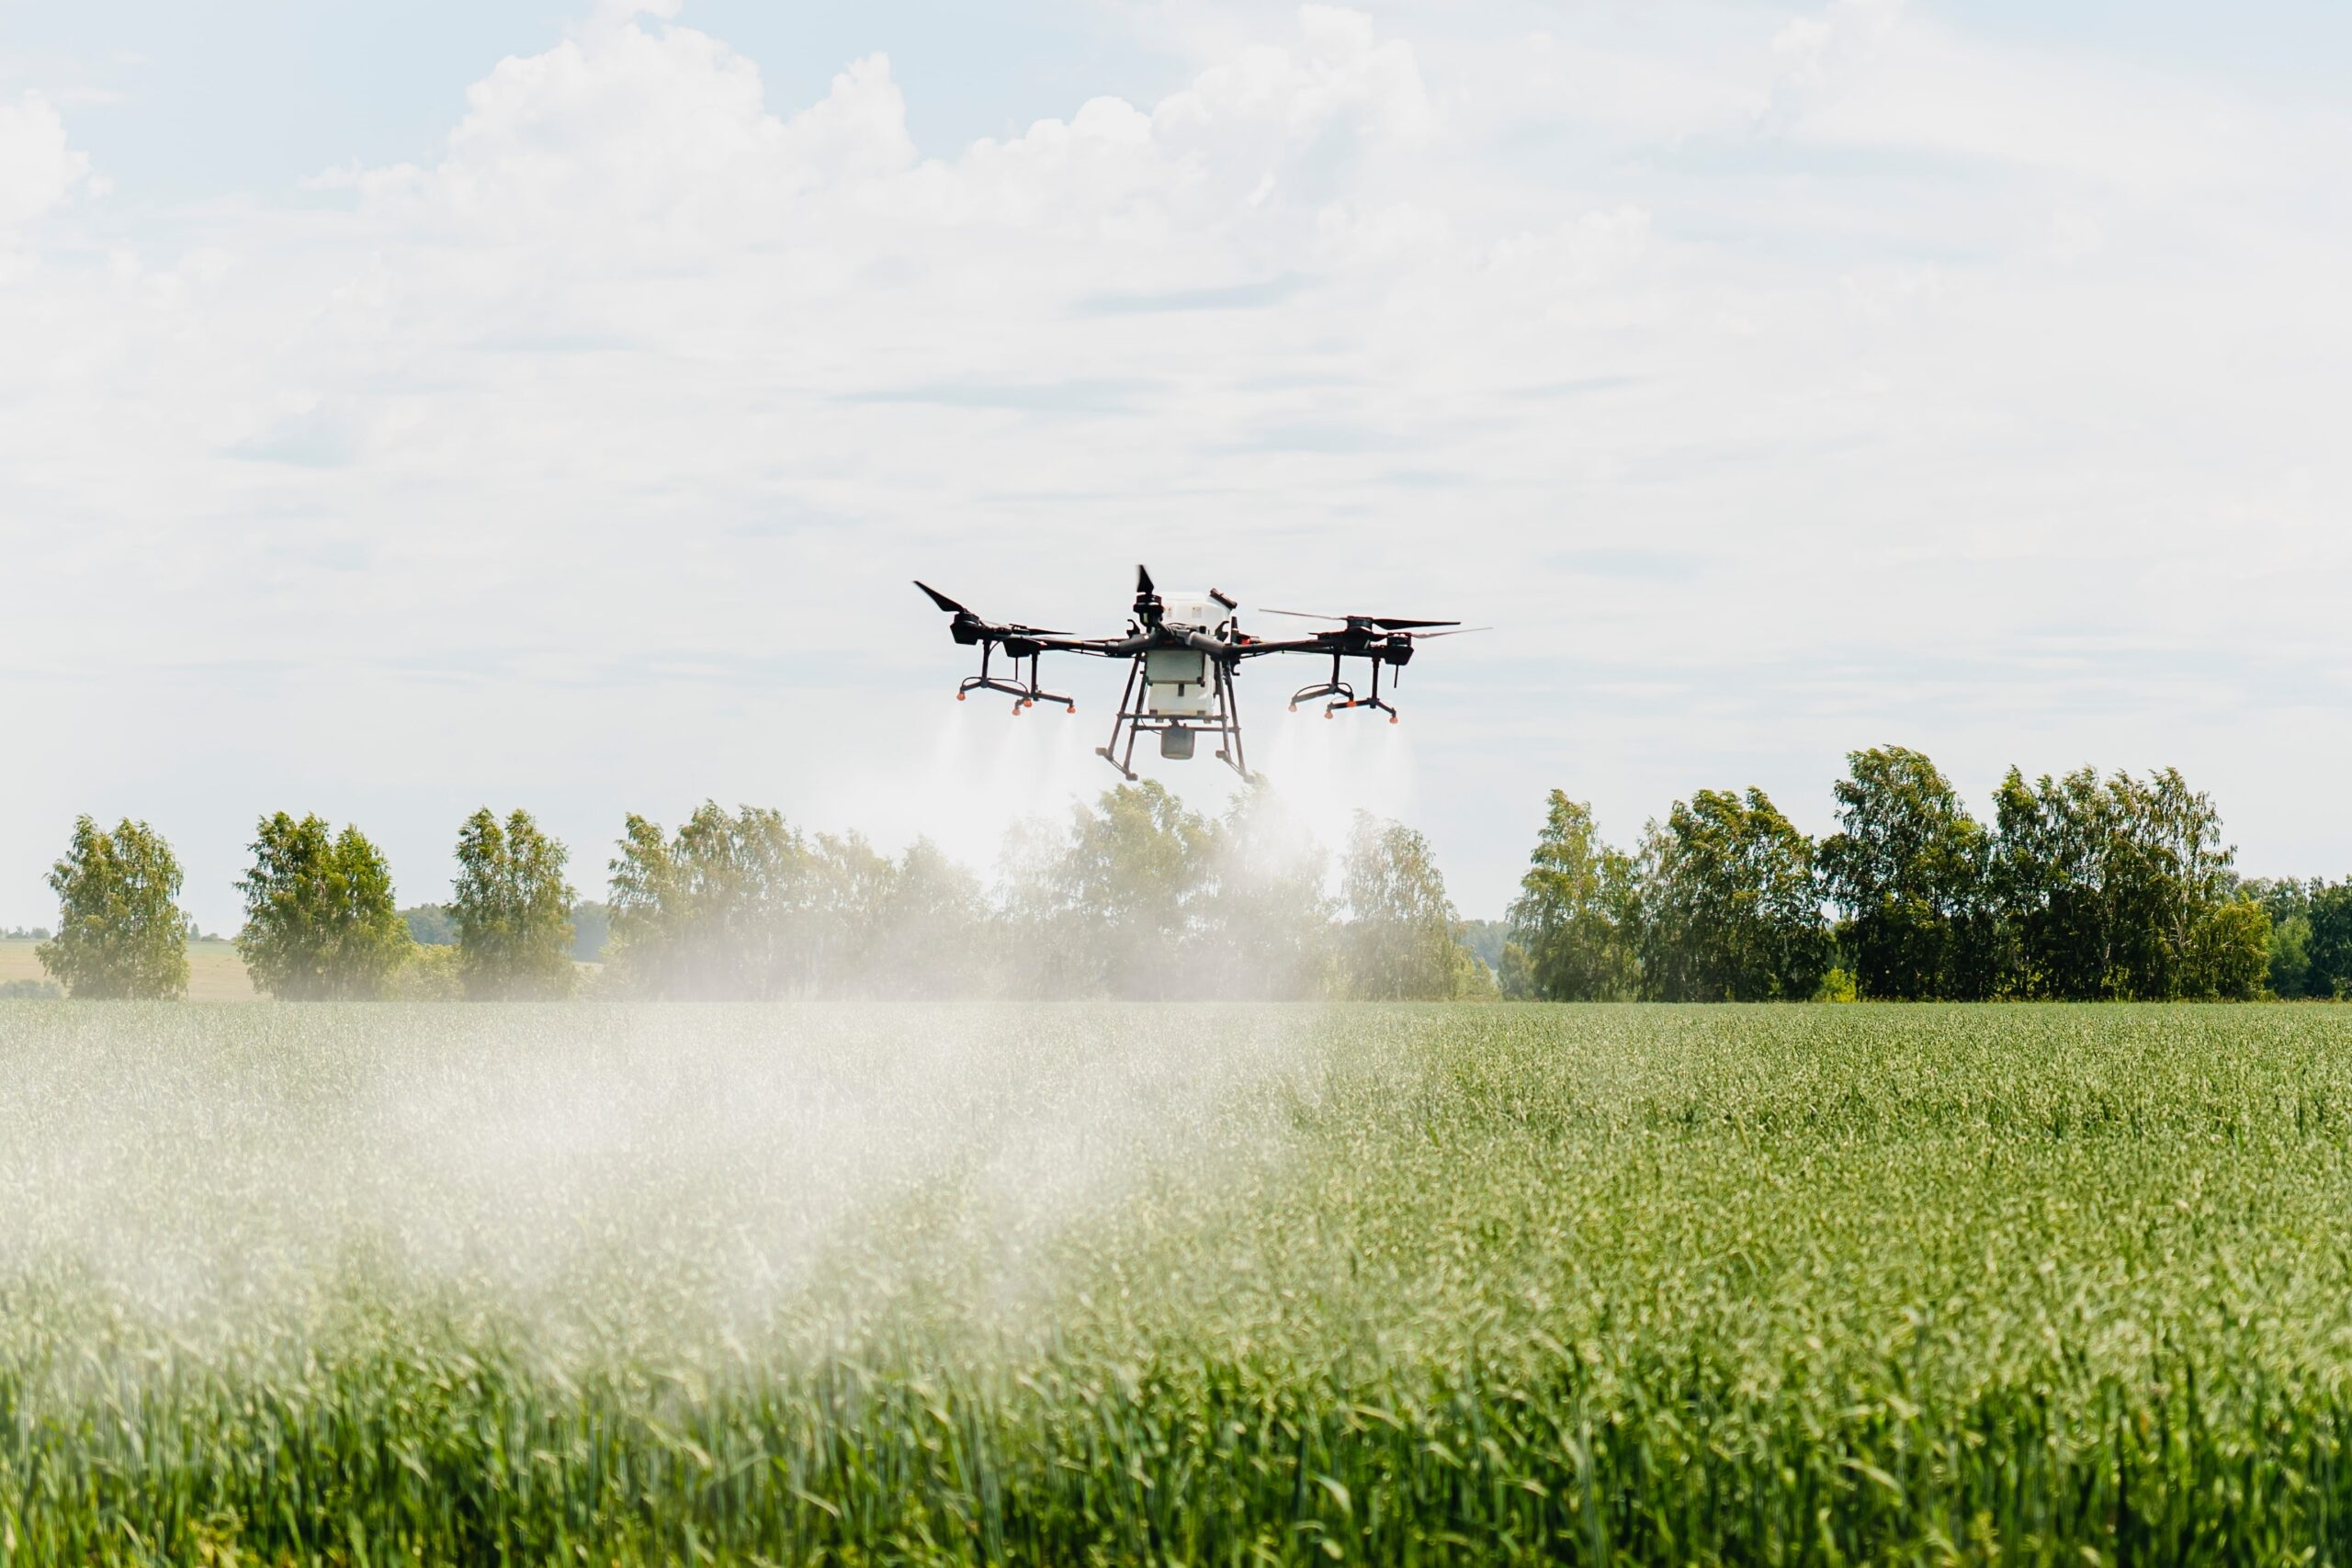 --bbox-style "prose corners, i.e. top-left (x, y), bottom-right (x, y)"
top-left (913, 567), bottom-right (1479, 780)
